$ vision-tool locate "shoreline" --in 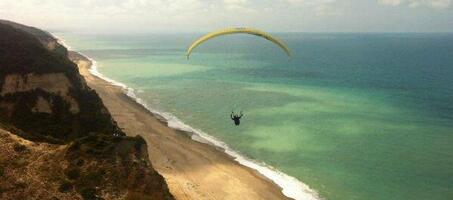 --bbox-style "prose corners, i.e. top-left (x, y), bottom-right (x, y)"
top-left (58, 35), bottom-right (320, 200)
